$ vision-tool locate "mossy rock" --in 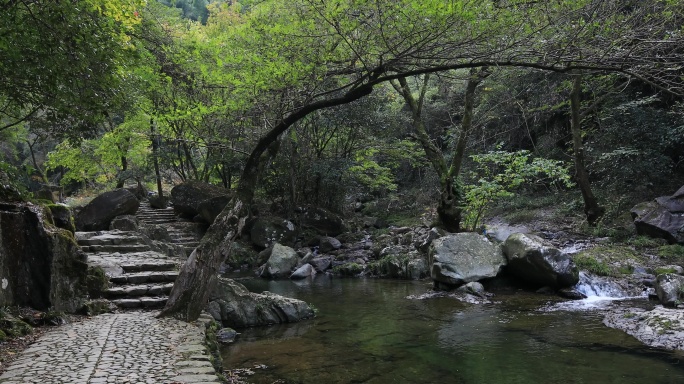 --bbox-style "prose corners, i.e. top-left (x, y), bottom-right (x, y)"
top-left (82, 299), bottom-right (117, 316)
top-left (86, 266), bottom-right (110, 298)
top-left (333, 262), bottom-right (365, 276)
top-left (1, 315), bottom-right (32, 337)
